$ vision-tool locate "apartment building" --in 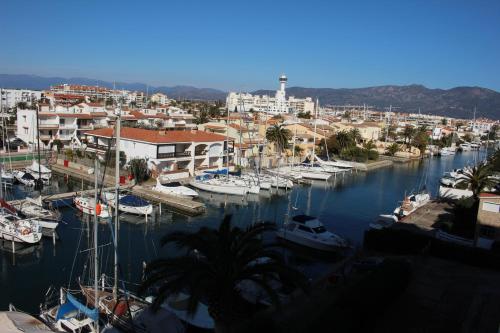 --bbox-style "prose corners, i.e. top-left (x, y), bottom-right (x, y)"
top-left (84, 127), bottom-right (233, 176)
top-left (475, 193), bottom-right (500, 249)
top-left (0, 88), bottom-right (42, 109)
